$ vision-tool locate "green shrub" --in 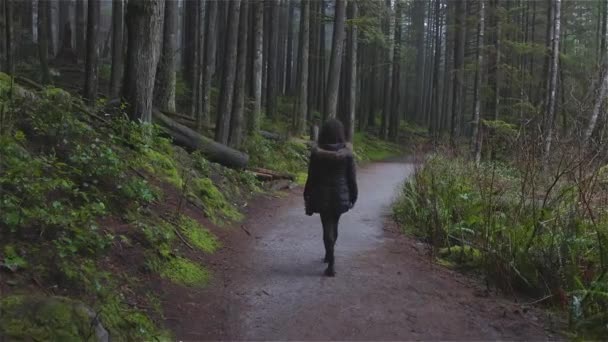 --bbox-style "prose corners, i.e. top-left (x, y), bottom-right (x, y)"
top-left (393, 153), bottom-right (608, 338)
